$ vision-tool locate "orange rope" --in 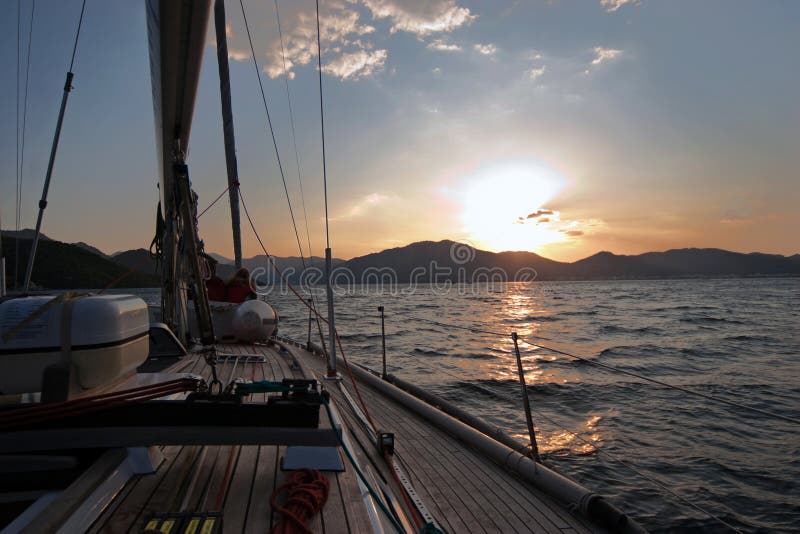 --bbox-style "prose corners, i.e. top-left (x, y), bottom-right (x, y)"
top-left (0, 379), bottom-right (194, 428)
top-left (215, 445), bottom-right (241, 511)
top-left (269, 469), bottom-right (330, 534)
